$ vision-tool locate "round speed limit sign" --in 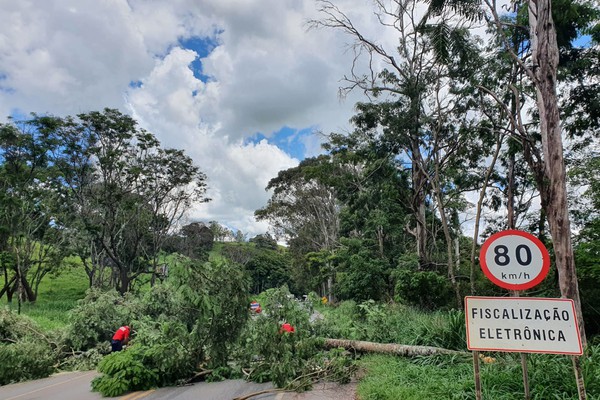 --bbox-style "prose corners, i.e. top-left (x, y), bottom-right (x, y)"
top-left (479, 230), bottom-right (550, 291)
